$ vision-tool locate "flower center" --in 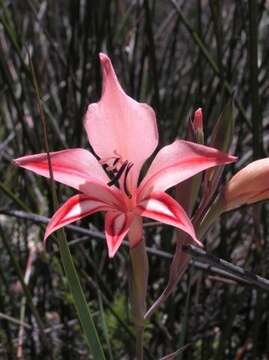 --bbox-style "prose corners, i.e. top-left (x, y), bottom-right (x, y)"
top-left (99, 151), bottom-right (133, 198)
